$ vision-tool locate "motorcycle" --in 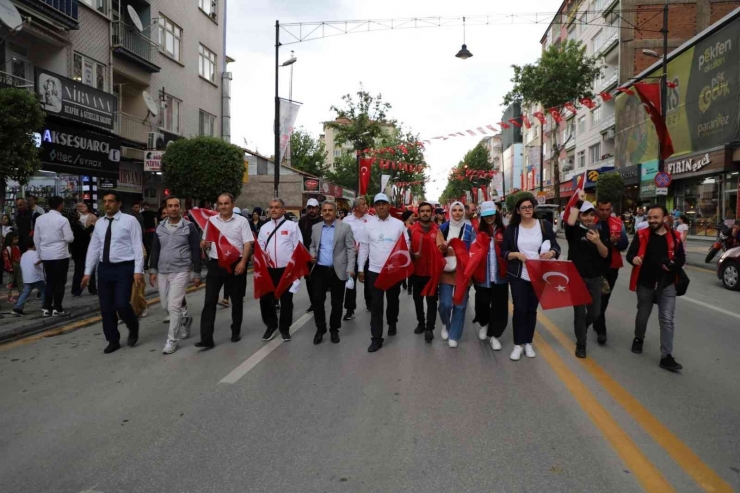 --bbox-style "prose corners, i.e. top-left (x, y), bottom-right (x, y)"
top-left (705, 224), bottom-right (733, 263)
